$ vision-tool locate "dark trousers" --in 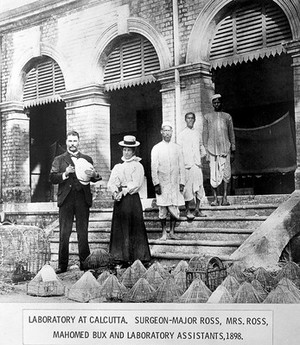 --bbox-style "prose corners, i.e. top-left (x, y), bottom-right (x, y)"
top-left (58, 189), bottom-right (90, 270)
